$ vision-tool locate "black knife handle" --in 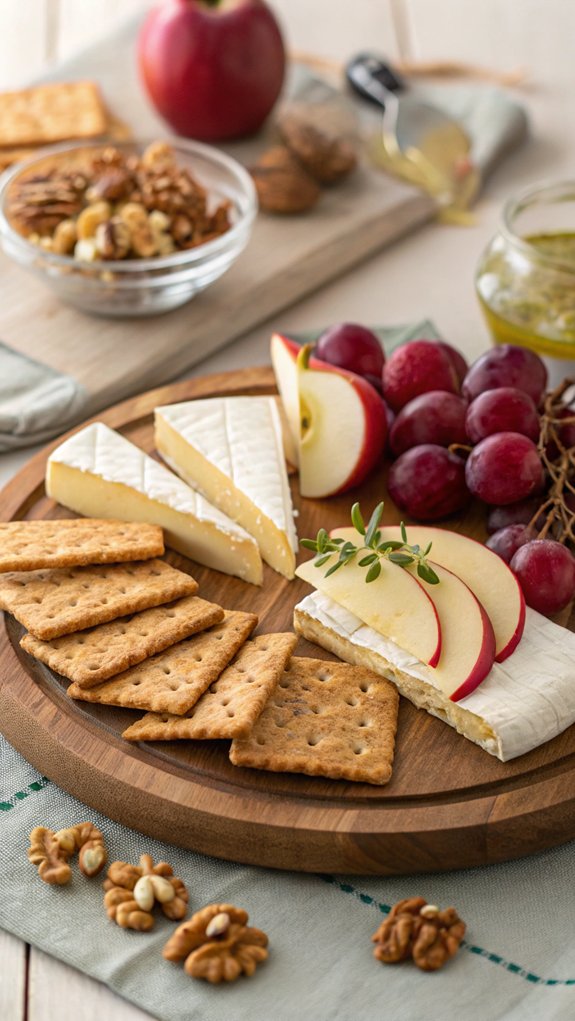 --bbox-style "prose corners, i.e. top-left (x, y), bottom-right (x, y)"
top-left (346, 53), bottom-right (404, 111)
